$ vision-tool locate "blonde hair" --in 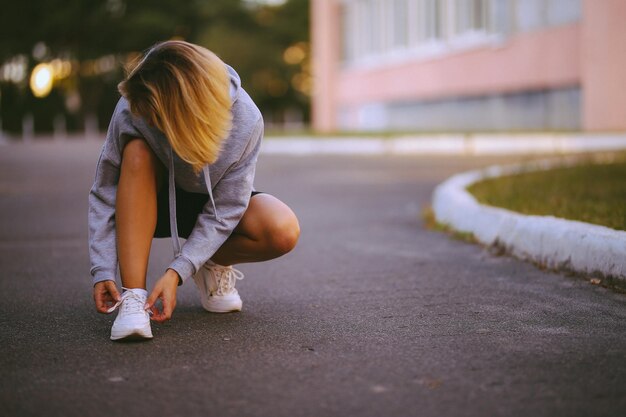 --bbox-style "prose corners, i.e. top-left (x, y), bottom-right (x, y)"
top-left (118, 40), bottom-right (232, 174)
